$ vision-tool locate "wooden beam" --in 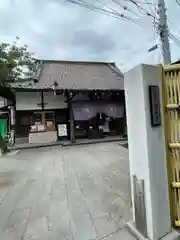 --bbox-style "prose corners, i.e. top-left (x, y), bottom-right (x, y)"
top-left (67, 91), bottom-right (75, 142)
top-left (41, 91), bottom-right (44, 110)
